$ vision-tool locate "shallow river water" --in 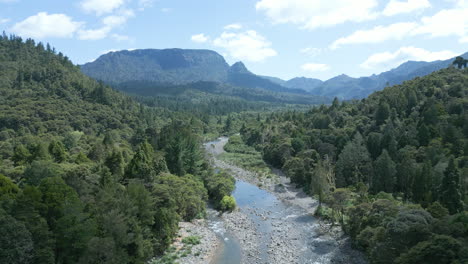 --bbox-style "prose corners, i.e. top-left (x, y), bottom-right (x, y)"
top-left (205, 137), bottom-right (366, 264)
